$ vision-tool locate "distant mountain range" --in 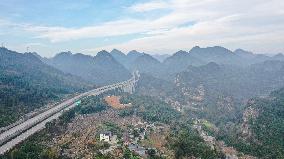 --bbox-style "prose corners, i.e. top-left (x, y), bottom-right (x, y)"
top-left (107, 46), bottom-right (284, 79)
top-left (163, 46), bottom-right (282, 75)
top-left (3, 46), bottom-right (283, 87)
top-left (45, 50), bottom-right (131, 85)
